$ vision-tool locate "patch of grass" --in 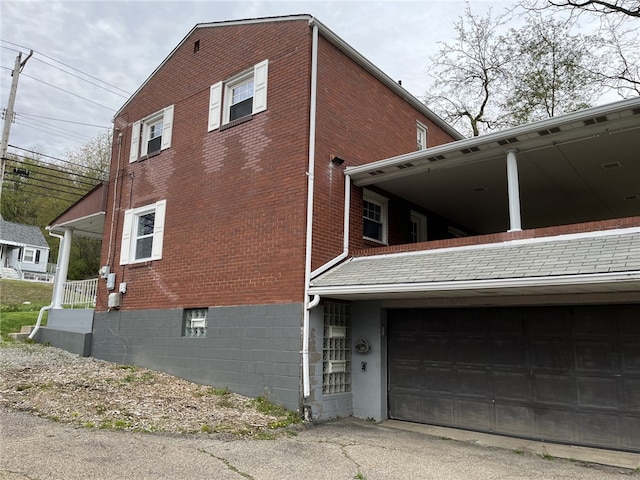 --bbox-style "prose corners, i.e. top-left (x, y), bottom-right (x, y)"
top-left (354, 472), bottom-right (366, 480)
top-left (15, 383), bottom-right (32, 392)
top-left (0, 311), bottom-right (47, 342)
top-left (0, 279), bottom-right (54, 307)
top-left (249, 395), bottom-right (302, 429)
top-left (83, 422), bottom-right (95, 428)
top-left (200, 424), bottom-right (214, 433)
top-left (514, 449), bottom-right (525, 455)
top-left (99, 419), bottom-right (132, 430)
top-left (541, 453), bottom-right (554, 460)
top-left (95, 404), bottom-right (107, 414)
